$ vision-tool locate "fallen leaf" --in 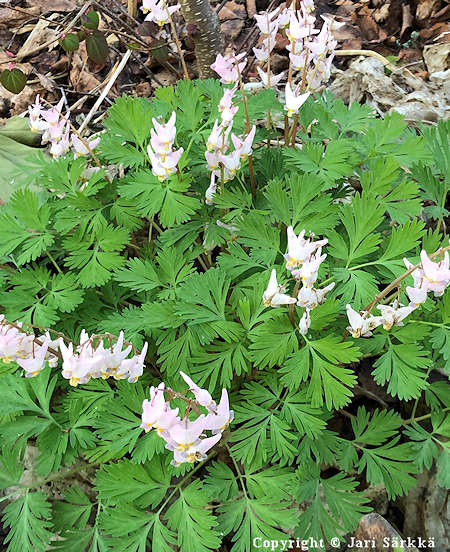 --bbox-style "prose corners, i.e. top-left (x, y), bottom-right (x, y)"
top-left (416, 0), bottom-right (442, 23)
top-left (400, 3), bottom-right (413, 39)
top-left (423, 42), bottom-right (450, 73)
top-left (221, 20), bottom-right (245, 41)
